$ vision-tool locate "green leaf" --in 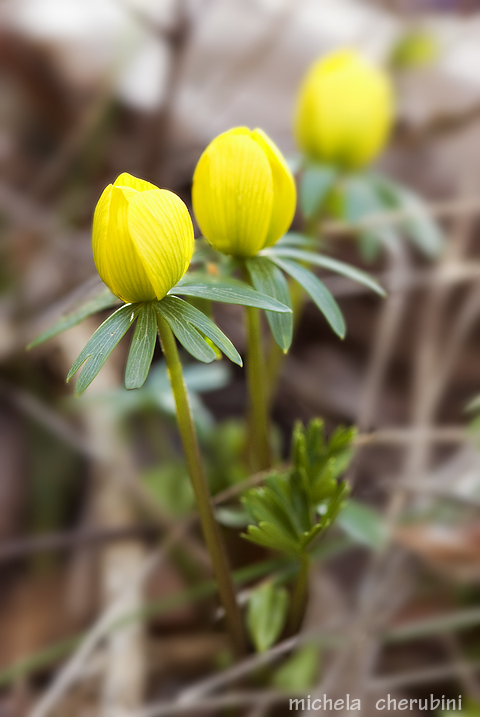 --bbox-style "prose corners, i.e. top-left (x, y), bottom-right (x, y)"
top-left (242, 483), bottom-right (301, 545)
top-left (246, 582), bottom-right (289, 652)
top-left (375, 177), bottom-right (445, 258)
top-left (245, 256), bottom-right (293, 352)
top-left (270, 257), bottom-right (346, 339)
top-left (272, 644), bottom-right (320, 691)
top-left (340, 175), bottom-right (383, 224)
top-left (299, 164), bottom-right (338, 219)
top-left (215, 507), bottom-right (250, 528)
top-left (265, 247), bottom-right (386, 297)
top-left (337, 499), bottom-right (388, 550)
top-left (67, 303), bottom-right (140, 395)
top-left (142, 462), bottom-right (194, 516)
top-left (277, 232), bottom-right (316, 248)
top-left (155, 302), bottom-right (217, 364)
top-left (28, 286), bottom-right (119, 349)
top-left (125, 303), bottom-right (157, 390)
top-left (171, 278), bottom-right (291, 313)
top-left (242, 521), bottom-right (301, 555)
top-left (359, 232), bottom-right (383, 262)
top-left (159, 296), bottom-right (242, 366)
